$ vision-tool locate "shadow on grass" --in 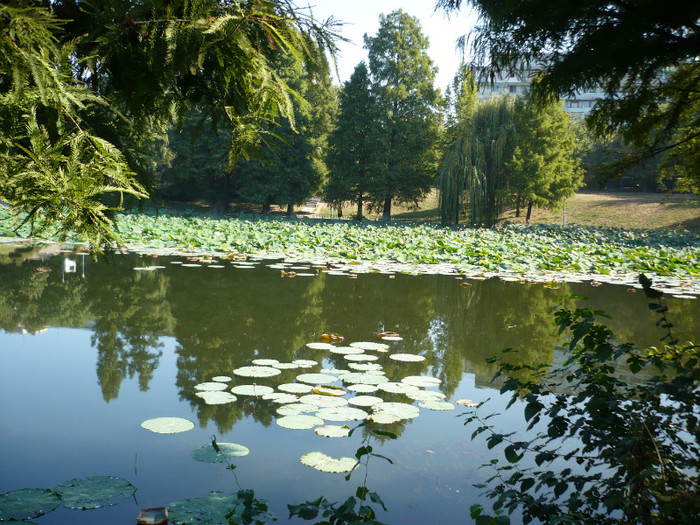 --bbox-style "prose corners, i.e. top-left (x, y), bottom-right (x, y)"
top-left (392, 207), bottom-right (440, 222)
